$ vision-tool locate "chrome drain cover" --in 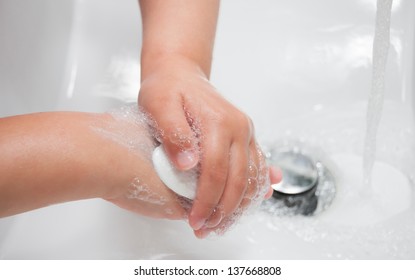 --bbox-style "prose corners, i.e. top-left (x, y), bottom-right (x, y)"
top-left (262, 146), bottom-right (336, 216)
